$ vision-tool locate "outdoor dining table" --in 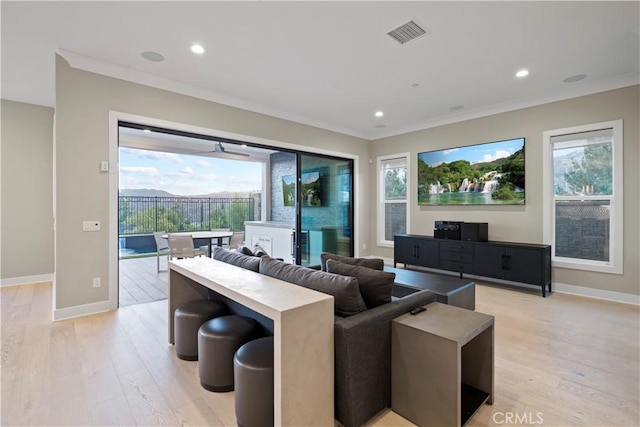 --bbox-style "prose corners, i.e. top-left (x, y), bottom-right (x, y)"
top-left (162, 230), bottom-right (234, 257)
